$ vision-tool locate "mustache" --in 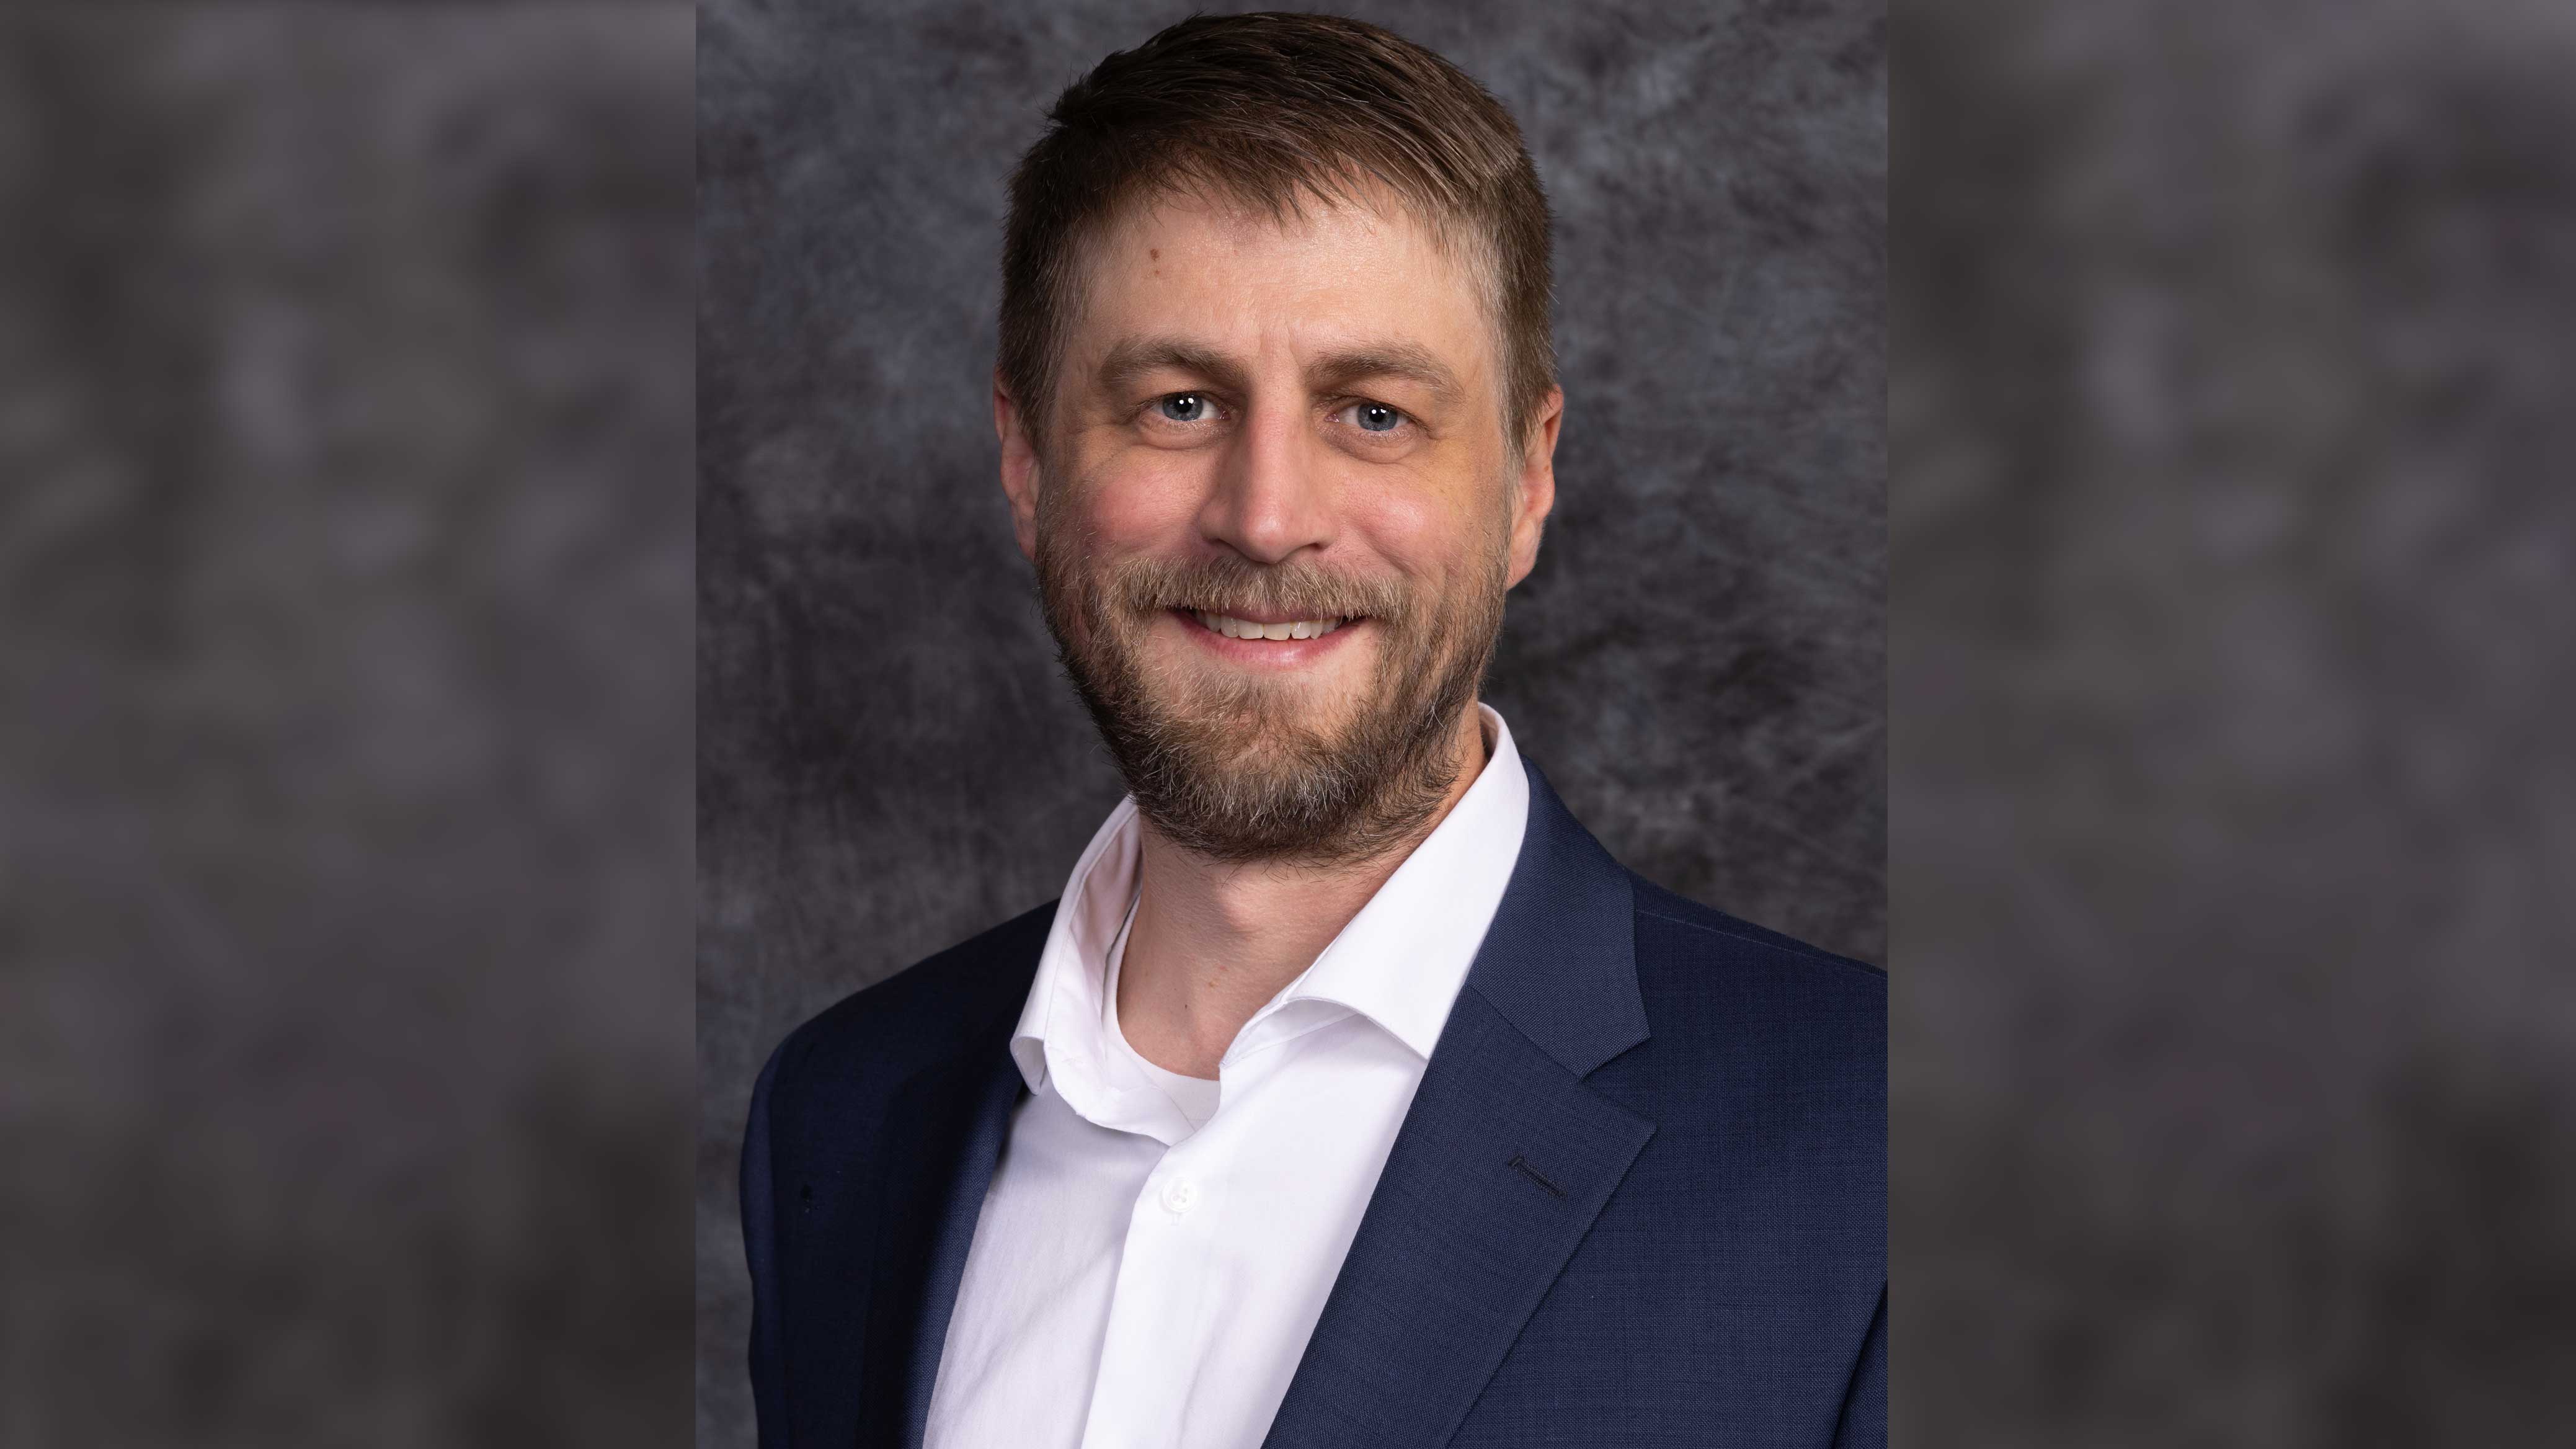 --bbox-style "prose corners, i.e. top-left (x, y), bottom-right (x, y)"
top-left (1100, 553), bottom-right (1415, 625)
